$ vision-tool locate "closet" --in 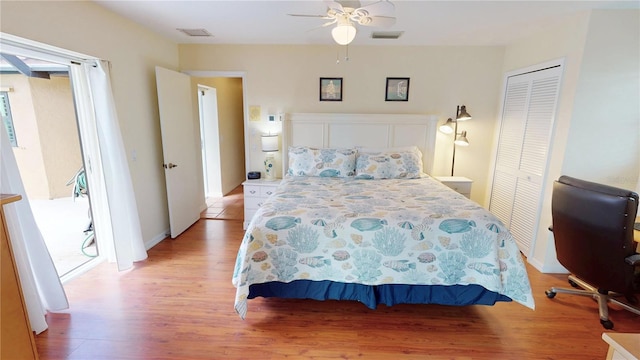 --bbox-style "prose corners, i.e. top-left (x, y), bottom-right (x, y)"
top-left (489, 64), bottom-right (563, 256)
